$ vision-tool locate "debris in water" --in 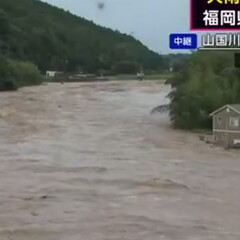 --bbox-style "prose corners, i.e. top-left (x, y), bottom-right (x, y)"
top-left (40, 195), bottom-right (49, 200)
top-left (151, 104), bottom-right (170, 115)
